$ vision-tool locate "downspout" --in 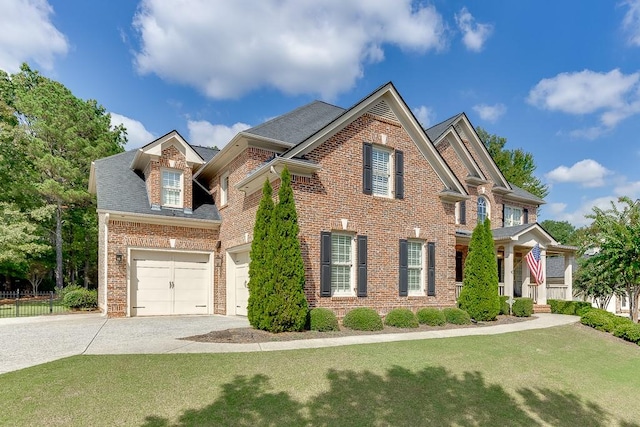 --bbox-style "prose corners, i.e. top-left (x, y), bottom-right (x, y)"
top-left (103, 213), bottom-right (109, 315)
